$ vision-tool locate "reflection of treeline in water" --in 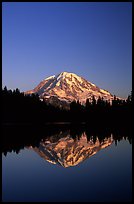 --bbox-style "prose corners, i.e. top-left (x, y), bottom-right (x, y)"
top-left (2, 87), bottom-right (132, 127)
top-left (2, 124), bottom-right (132, 156)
